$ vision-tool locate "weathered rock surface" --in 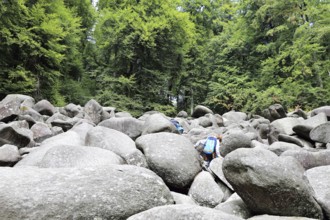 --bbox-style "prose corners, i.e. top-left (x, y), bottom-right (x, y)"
top-left (222, 111), bottom-right (247, 126)
top-left (262, 104), bottom-right (287, 122)
top-left (0, 124), bottom-right (32, 148)
top-left (38, 145), bottom-right (125, 168)
top-left (267, 141), bottom-right (302, 155)
top-left (188, 171), bottom-right (224, 207)
top-left (30, 122), bottom-right (53, 142)
top-left (310, 122), bottom-right (330, 143)
top-left (33, 99), bottom-right (55, 116)
top-left (311, 106), bottom-right (330, 119)
top-left (15, 131), bottom-right (83, 167)
top-left (305, 165), bottom-right (330, 219)
top-left (141, 113), bottom-right (176, 135)
top-left (136, 132), bottom-right (201, 190)
top-left (127, 204), bottom-right (244, 220)
top-left (222, 148), bottom-right (323, 219)
top-left (0, 165), bottom-right (174, 220)
top-left (214, 196), bottom-right (253, 219)
top-left (191, 105), bottom-right (213, 118)
top-left (209, 157), bottom-right (234, 190)
top-left (85, 126), bottom-right (147, 167)
top-left (0, 144), bottom-right (20, 165)
top-left (0, 94), bottom-right (34, 122)
top-left (220, 131), bottom-right (252, 157)
top-left (281, 149), bottom-right (330, 170)
top-left (98, 117), bottom-right (144, 139)
top-left (84, 99), bottom-right (103, 124)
